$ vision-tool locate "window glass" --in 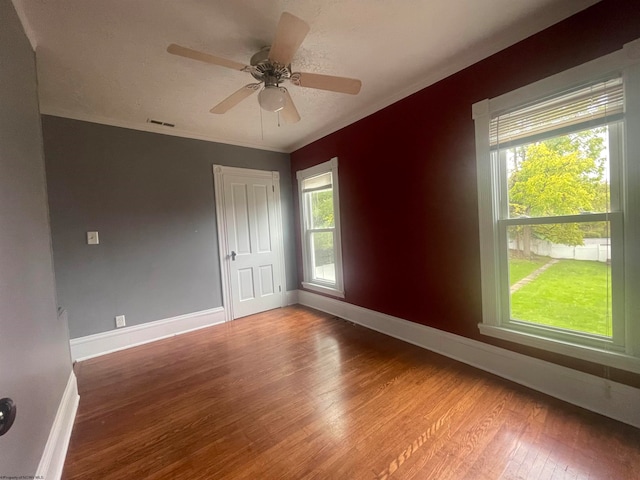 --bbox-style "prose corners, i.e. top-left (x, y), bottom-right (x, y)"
top-left (308, 188), bottom-right (334, 229)
top-left (311, 232), bottom-right (335, 283)
top-left (507, 221), bottom-right (612, 337)
top-left (503, 127), bottom-right (611, 219)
